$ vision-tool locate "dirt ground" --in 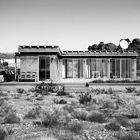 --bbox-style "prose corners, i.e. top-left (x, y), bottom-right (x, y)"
top-left (0, 85), bottom-right (140, 140)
